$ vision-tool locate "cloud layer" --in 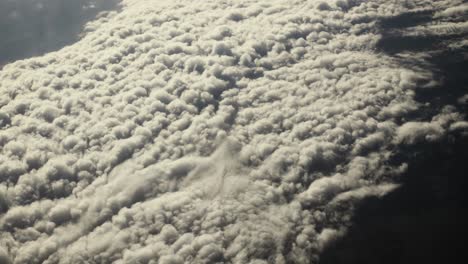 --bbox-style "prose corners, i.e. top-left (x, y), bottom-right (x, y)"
top-left (0, 0), bottom-right (466, 263)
